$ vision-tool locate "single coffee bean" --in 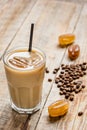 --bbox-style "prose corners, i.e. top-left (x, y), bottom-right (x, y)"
top-left (81, 65), bottom-right (86, 71)
top-left (73, 81), bottom-right (78, 85)
top-left (54, 68), bottom-right (60, 72)
top-left (59, 79), bottom-right (63, 83)
top-left (78, 112), bottom-right (83, 116)
top-left (57, 84), bottom-right (60, 88)
top-left (59, 74), bottom-right (63, 78)
top-left (53, 70), bottom-right (57, 74)
top-left (55, 81), bottom-right (58, 84)
top-left (80, 73), bottom-right (83, 77)
top-left (55, 77), bottom-right (60, 80)
top-left (60, 71), bottom-right (64, 74)
top-left (63, 90), bottom-right (66, 95)
top-left (45, 68), bottom-right (49, 73)
top-left (78, 88), bottom-right (82, 92)
top-left (75, 89), bottom-right (79, 94)
top-left (69, 96), bottom-right (74, 101)
top-left (48, 79), bottom-right (52, 82)
top-left (59, 91), bottom-right (63, 95)
top-left (82, 85), bottom-right (86, 89)
top-left (55, 78), bottom-right (59, 84)
top-left (60, 87), bottom-right (64, 91)
top-left (65, 93), bottom-right (70, 99)
top-left (57, 82), bottom-right (63, 87)
top-left (77, 81), bottom-right (82, 85)
top-left (76, 85), bottom-right (80, 89)
top-left (83, 72), bottom-right (86, 75)
top-left (83, 62), bottom-right (87, 65)
top-left (61, 64), bottom-right (65, 67)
